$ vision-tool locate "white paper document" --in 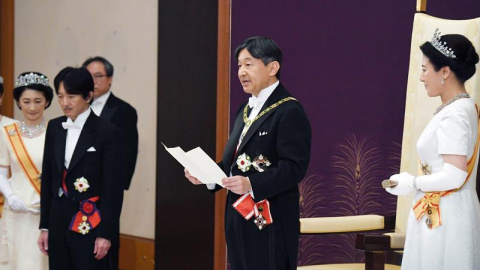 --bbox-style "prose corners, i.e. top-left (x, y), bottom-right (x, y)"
top-left (162, 143), bottom-right (226, 187)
